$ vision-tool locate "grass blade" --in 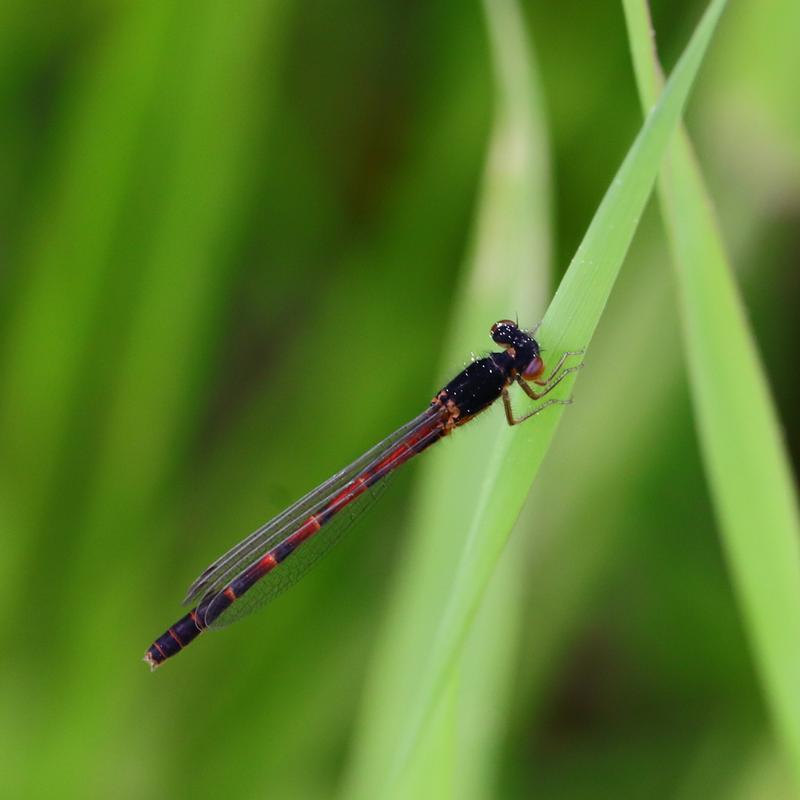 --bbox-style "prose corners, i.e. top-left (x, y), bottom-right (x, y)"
top-left (346, 0), bottom-right (728, 793)
top-left (344, 0), bottom-right (551, 795)
top-left (623, 0), bottom-right (800, 785)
